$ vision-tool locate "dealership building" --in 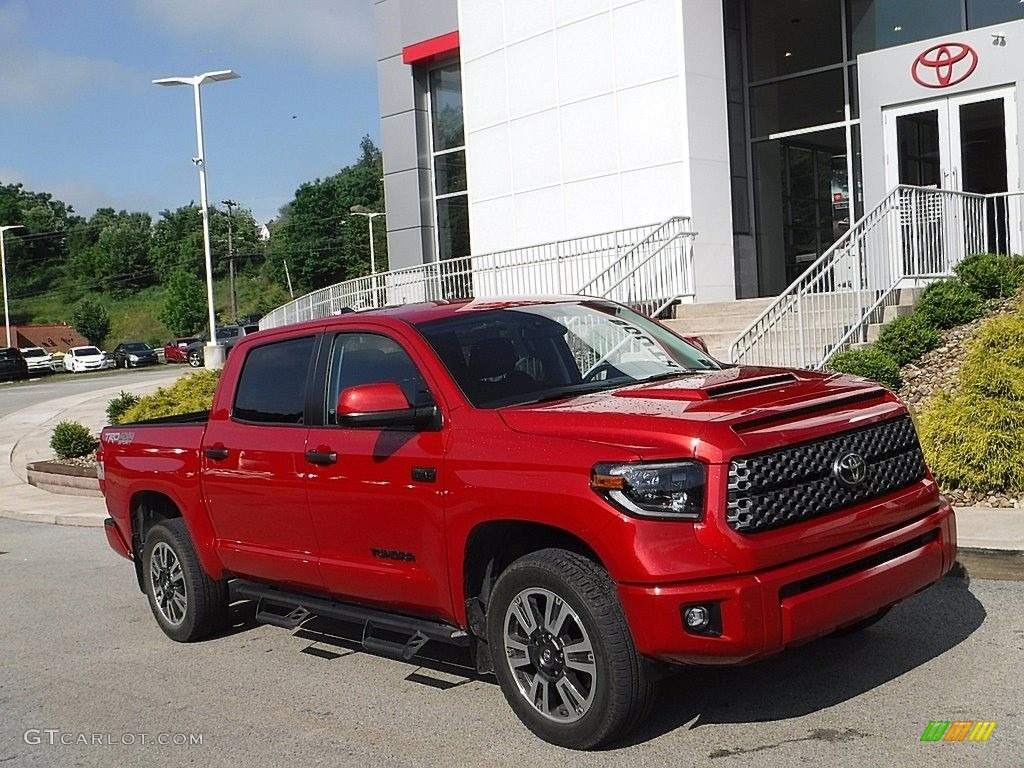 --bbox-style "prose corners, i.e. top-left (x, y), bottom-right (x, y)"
top-left (371, 0), bottom-right (1024, 304)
